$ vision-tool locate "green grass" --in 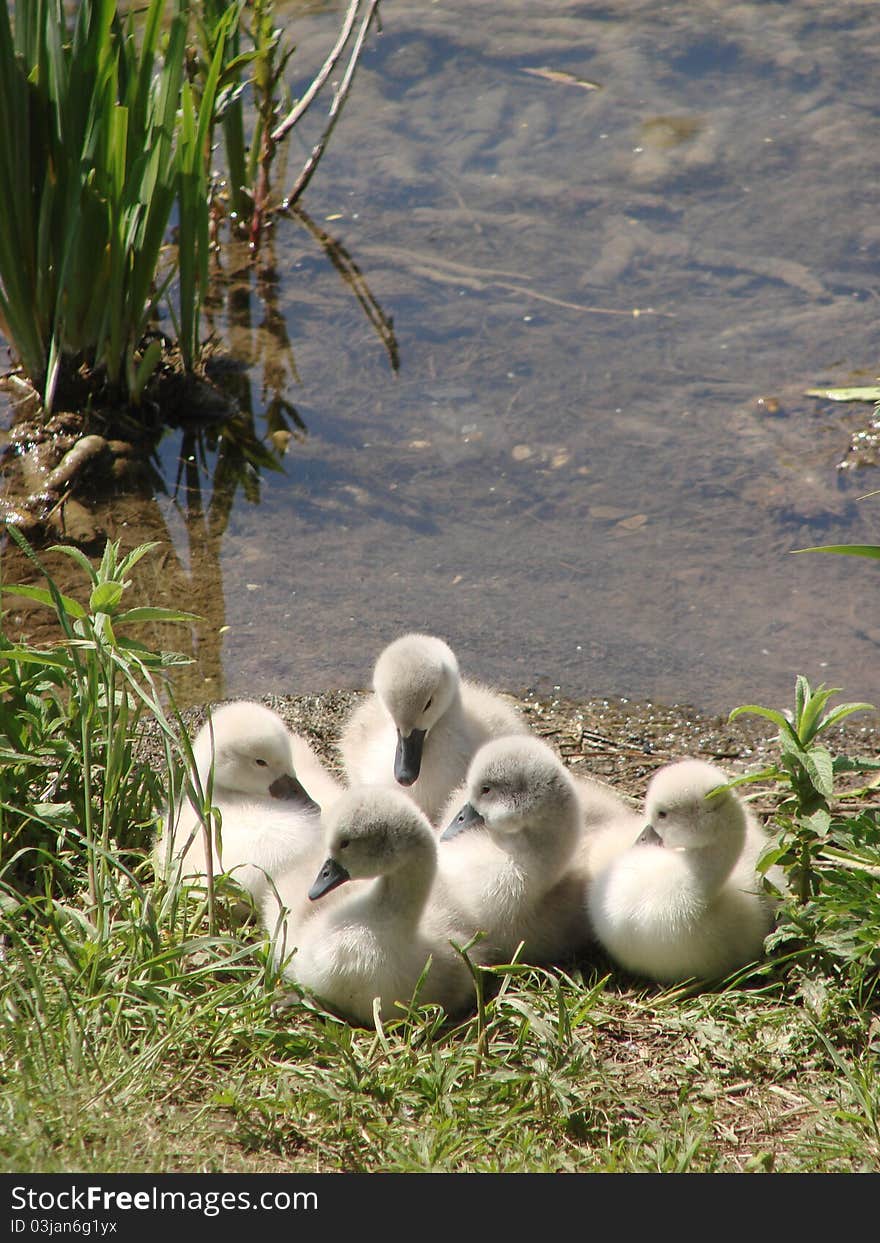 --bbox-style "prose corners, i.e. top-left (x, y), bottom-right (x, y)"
top-left (1, 541), bottom-right (879, 1173)
top-left (0, 0), bottom-right (230, 409)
